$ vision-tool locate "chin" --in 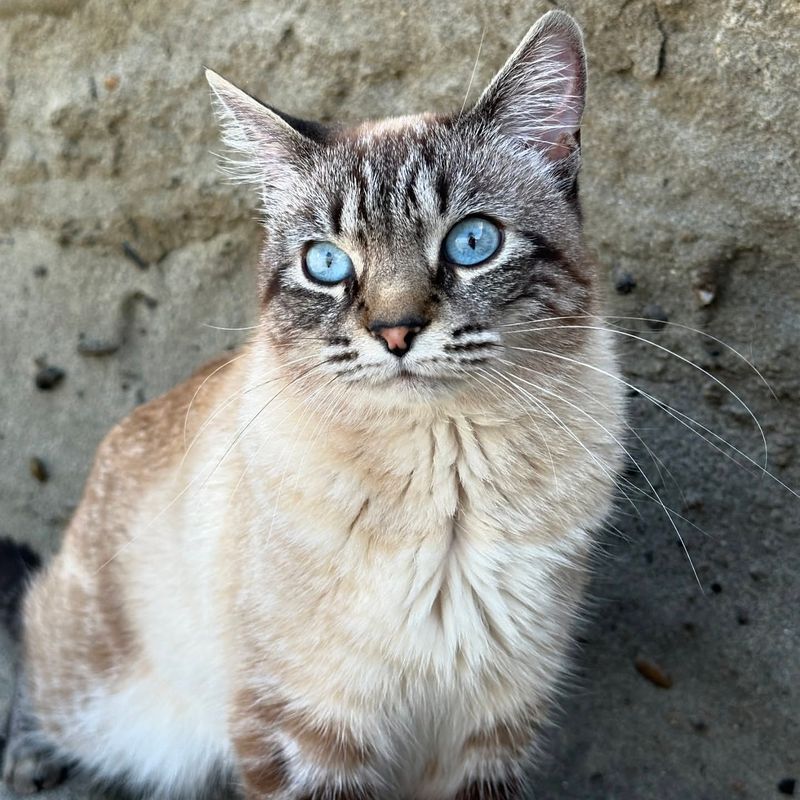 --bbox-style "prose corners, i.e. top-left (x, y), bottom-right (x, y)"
top-left (350, 369), bottom-right (466, 411)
